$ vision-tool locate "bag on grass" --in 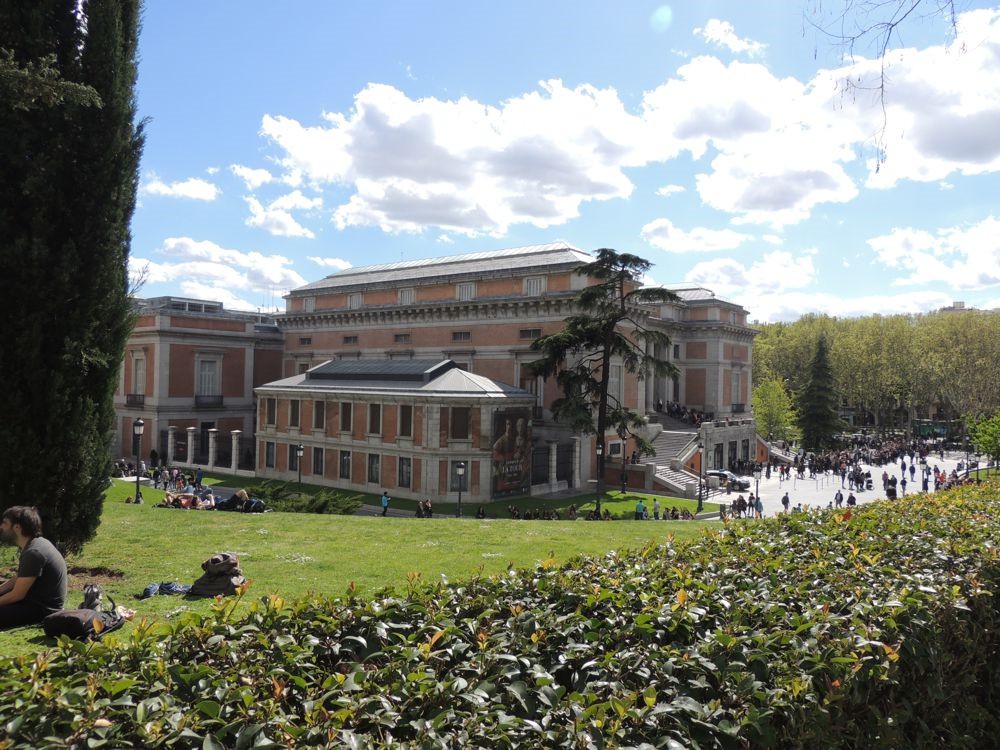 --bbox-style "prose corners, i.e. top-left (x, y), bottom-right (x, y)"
top-left (189, 552), bottom-right (246, 598)
top-left (43, 593), bottom-right (125, 641)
